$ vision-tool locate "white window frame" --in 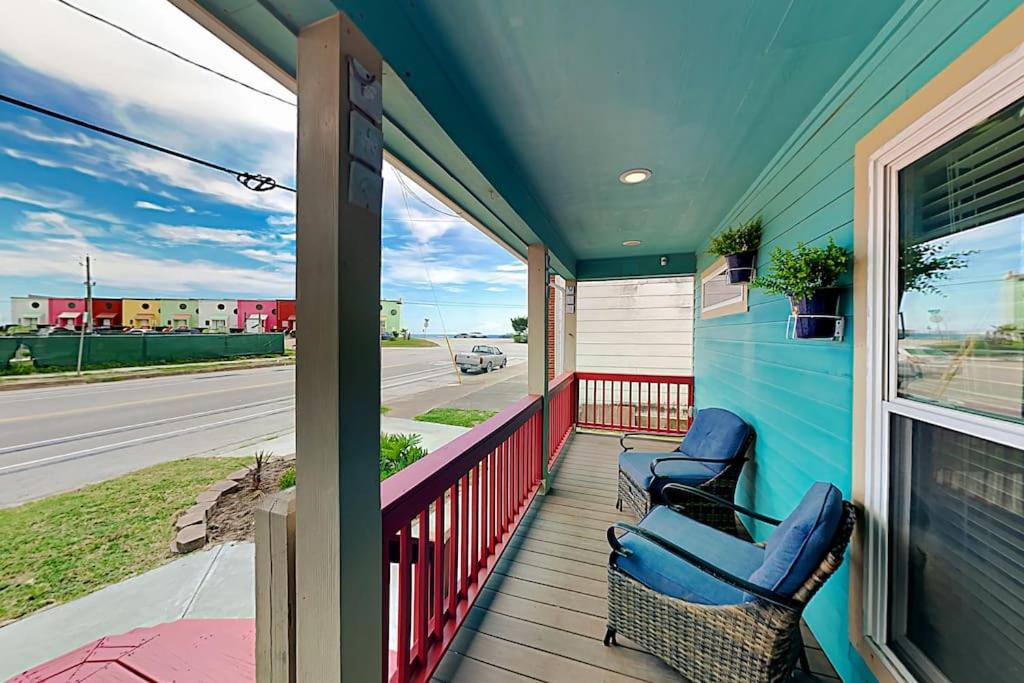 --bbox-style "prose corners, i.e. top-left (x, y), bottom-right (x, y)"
top-left (863, 40), bottom-right (1024, 682)
top-left (699, 256), bottom-right (747, 319)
